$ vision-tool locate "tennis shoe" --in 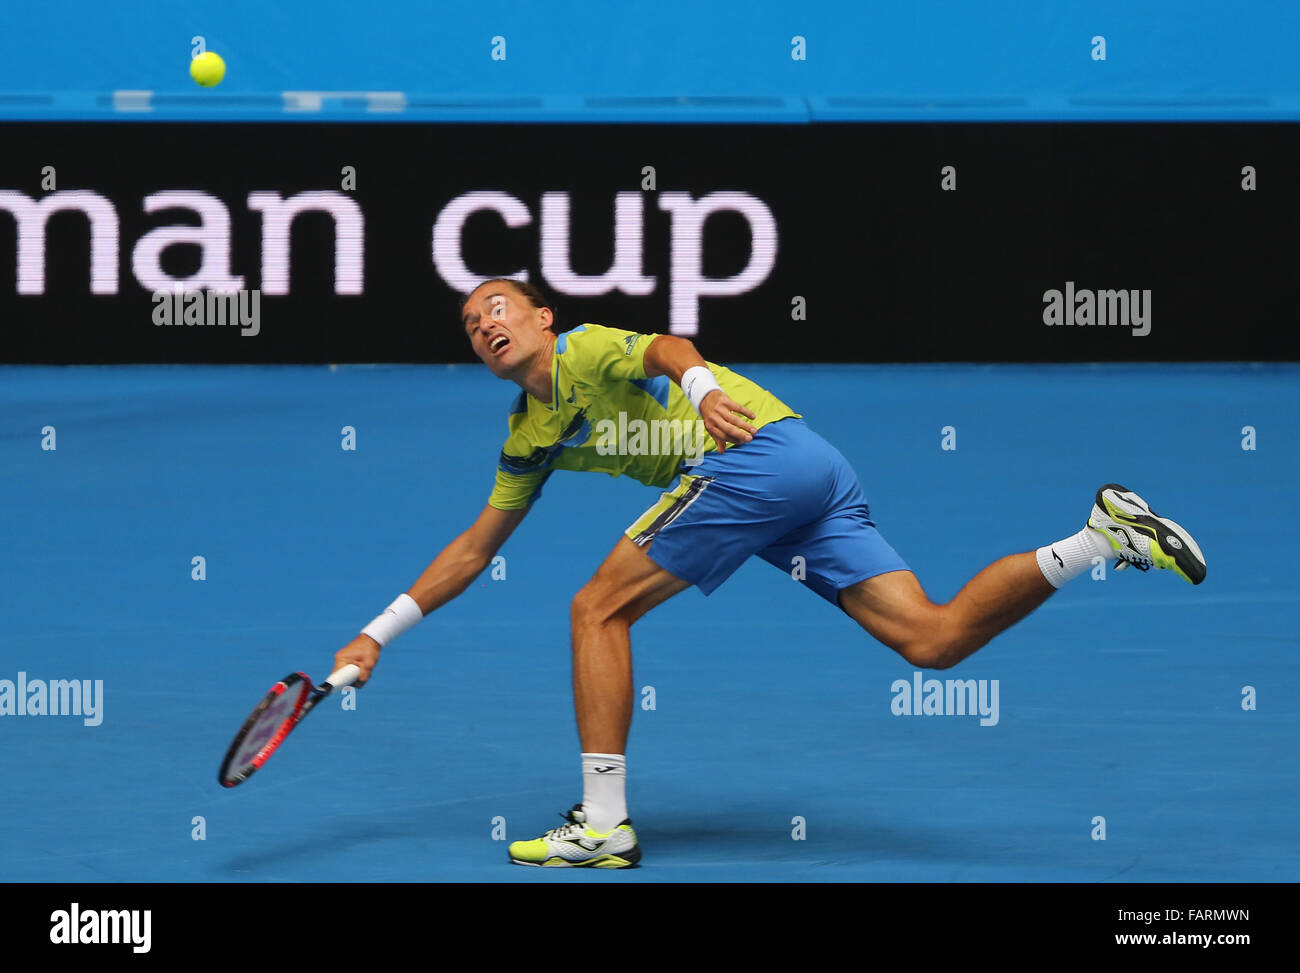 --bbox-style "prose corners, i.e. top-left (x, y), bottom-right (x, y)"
top-left (1088, 483), bottom-right (1206, 584)
top-left (507, 804), bottom-right (641, 868)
